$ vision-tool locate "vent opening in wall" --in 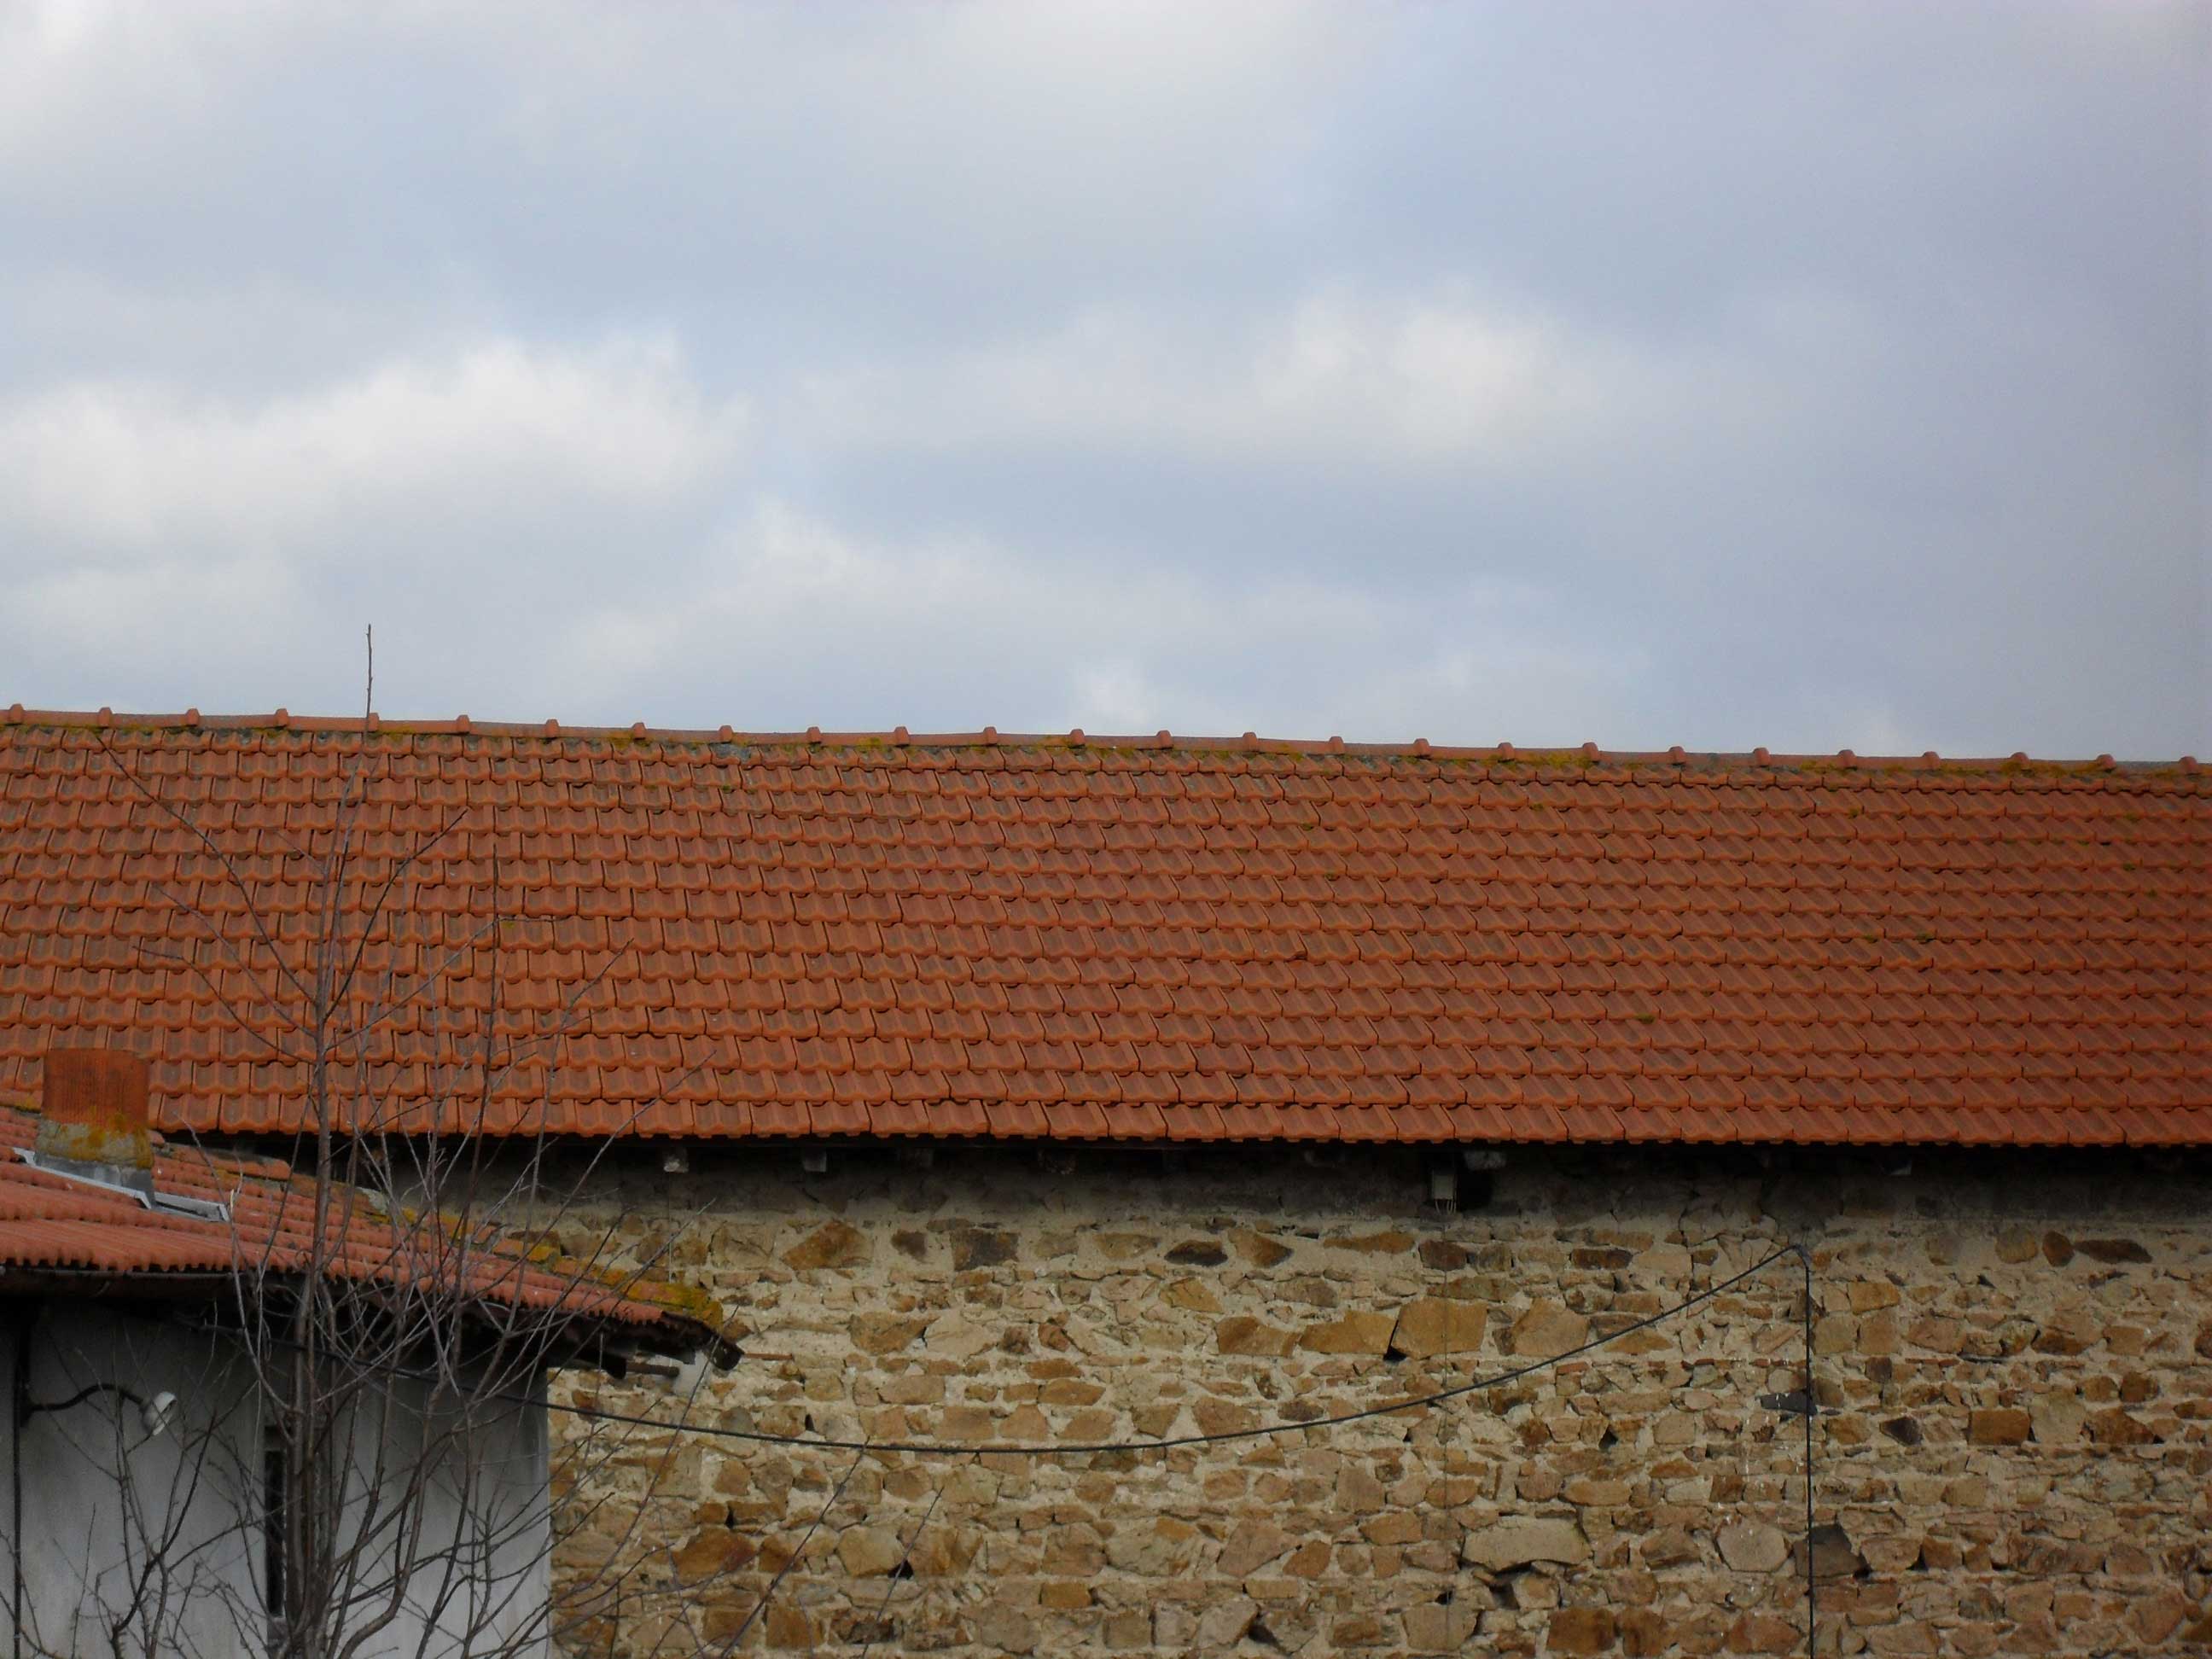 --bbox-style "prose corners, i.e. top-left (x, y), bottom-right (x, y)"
top-left (1429, 1161), bottom-right (1493, 1214)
